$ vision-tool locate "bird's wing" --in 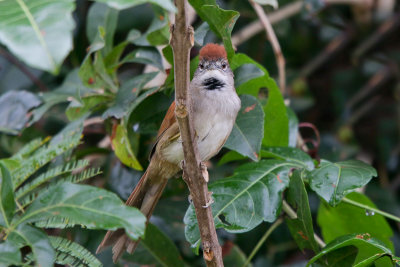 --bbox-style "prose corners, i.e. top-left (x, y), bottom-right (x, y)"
top-left (149, 101), bottom-right (178, 160)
